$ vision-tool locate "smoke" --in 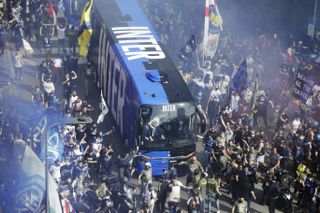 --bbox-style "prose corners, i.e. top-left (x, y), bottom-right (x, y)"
top-left (141, 0), bottom-right (318, 92)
